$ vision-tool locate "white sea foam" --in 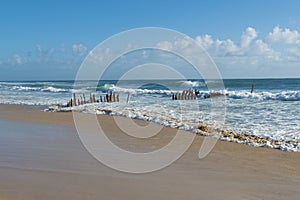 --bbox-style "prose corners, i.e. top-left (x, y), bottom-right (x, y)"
top-left (10, 85), bottom-right (69, 93)
top-left (12, 86), bottom-right (40, 91)
top-left (111, 85), bottom-right (176, 95)
top-left (41, 87), bottom-right (68, 93)
top-left (47, 102), bottom-right (300, 152)
top-left (214, 90), bottom-right (300, 101)
top-left (179, 80), bottom-right (204, 87)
